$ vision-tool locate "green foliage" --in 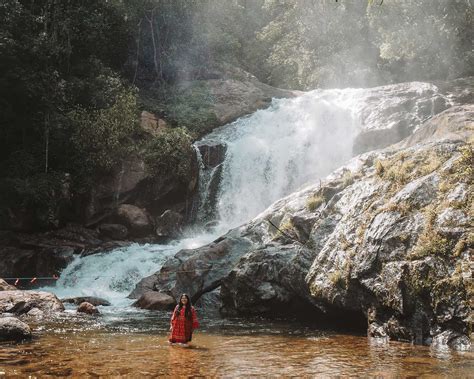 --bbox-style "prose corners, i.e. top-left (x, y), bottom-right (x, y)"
top-left (141, 82), bottom-right (218, 138)
top-left (143, 128), bottom-right (193, 184)
top-left (68, 87), bottom-right (139, 190)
